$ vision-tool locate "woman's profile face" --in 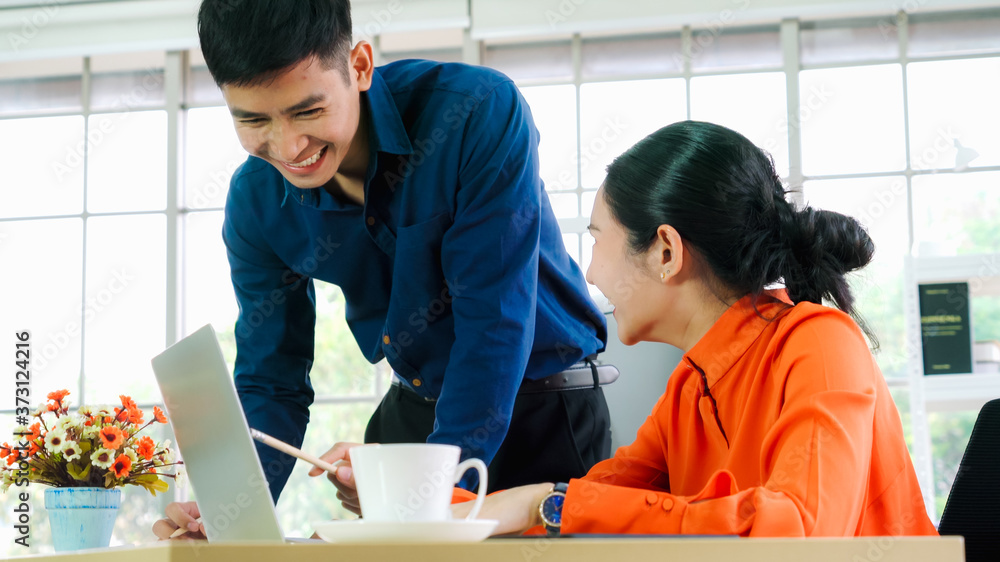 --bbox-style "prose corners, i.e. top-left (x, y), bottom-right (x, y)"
top-left (586, 188), bottom-right (667, 346)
